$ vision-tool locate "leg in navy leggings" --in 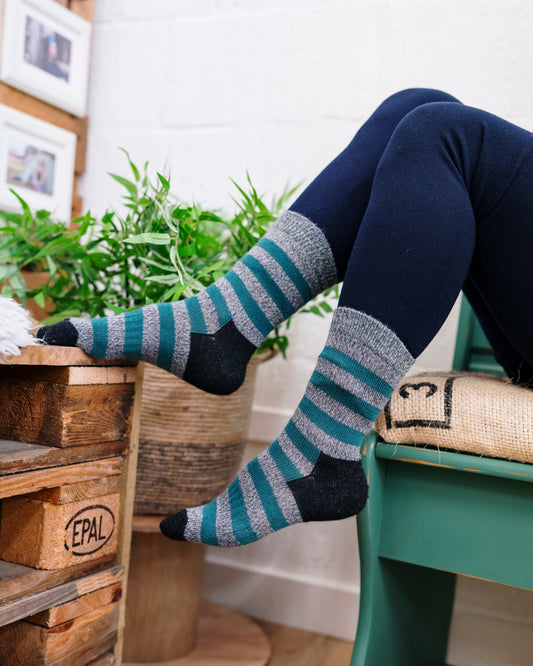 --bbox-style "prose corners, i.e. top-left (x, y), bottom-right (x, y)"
top-left (337, 100), bottom-right (533, 384)
top-left (290, 88), bottom-right (462, 277)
